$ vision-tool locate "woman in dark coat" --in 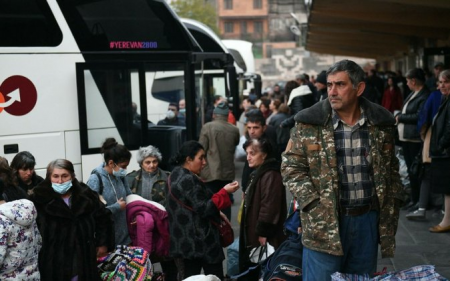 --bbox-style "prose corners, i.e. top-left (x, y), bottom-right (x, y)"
top-left (10, 151), bottom-right (44, 196)
top-left (429, 70), bottom-right (450, 233)
top-left (166, 140), bottom-right (239, 280)
top-left (239, 138), bottom-right (287, 275)
top-left (0, 156), bottom-right (27, 202)
top-left (396, 68), bottom-right (430, 210)
top-left (31, 159), bottom-right (114, 281)
top-left (282, 84), bottom-right (316, 129)
top-left (268, 103), bottom-right (291, 153)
